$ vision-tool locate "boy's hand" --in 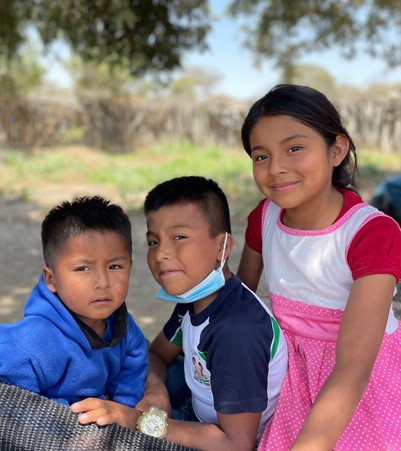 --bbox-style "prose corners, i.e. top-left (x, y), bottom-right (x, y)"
top-left (70, 398), bottom-right (140, 429)
top-left (140, 333), bottom-right (183, 416)
top-left (136, 380), bottom-right (171, 415)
